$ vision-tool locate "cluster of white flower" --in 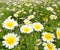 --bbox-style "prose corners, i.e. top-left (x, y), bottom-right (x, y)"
top-left (20, 15), bottom-right (44, 34)
top-left (46, 7), bottom-right (57, 20)
top-left (1, 1), bottom-right (60, 50)
top-left (41, 6), bottom-right (59, 50)
top-left (2, 14), bottom-right (44, 49)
